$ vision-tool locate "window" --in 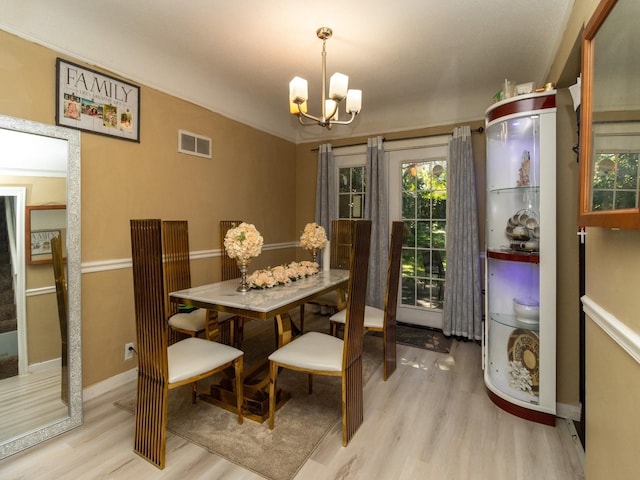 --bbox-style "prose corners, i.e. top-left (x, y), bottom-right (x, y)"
top-left (338, 166), bottom-right (365, 218)
top-left (590, 122), bottom-right (640, 211)
top-left (333, 145), bottom-right (367, 220)
top-left (591, 152), bottom-right (639, 210)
